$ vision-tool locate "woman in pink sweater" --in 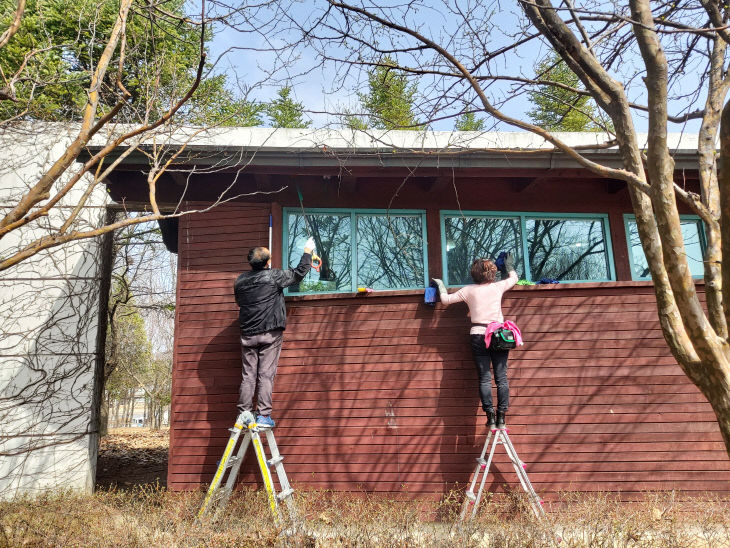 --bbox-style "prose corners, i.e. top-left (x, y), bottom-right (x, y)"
top-left (432, 253), bottom-right (518, 429)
